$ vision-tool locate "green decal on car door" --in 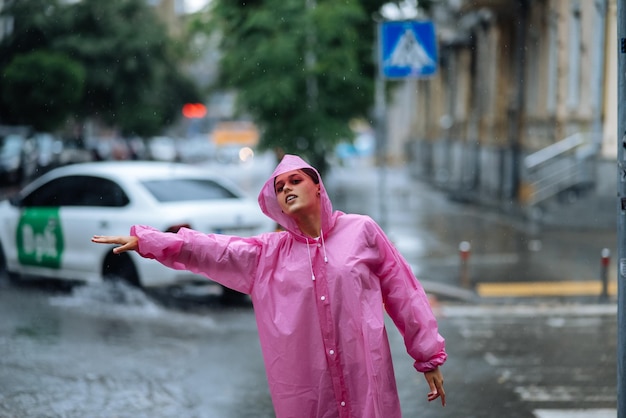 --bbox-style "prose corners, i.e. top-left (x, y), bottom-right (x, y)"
top-left (16, 207), bottom-right (64, 268)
